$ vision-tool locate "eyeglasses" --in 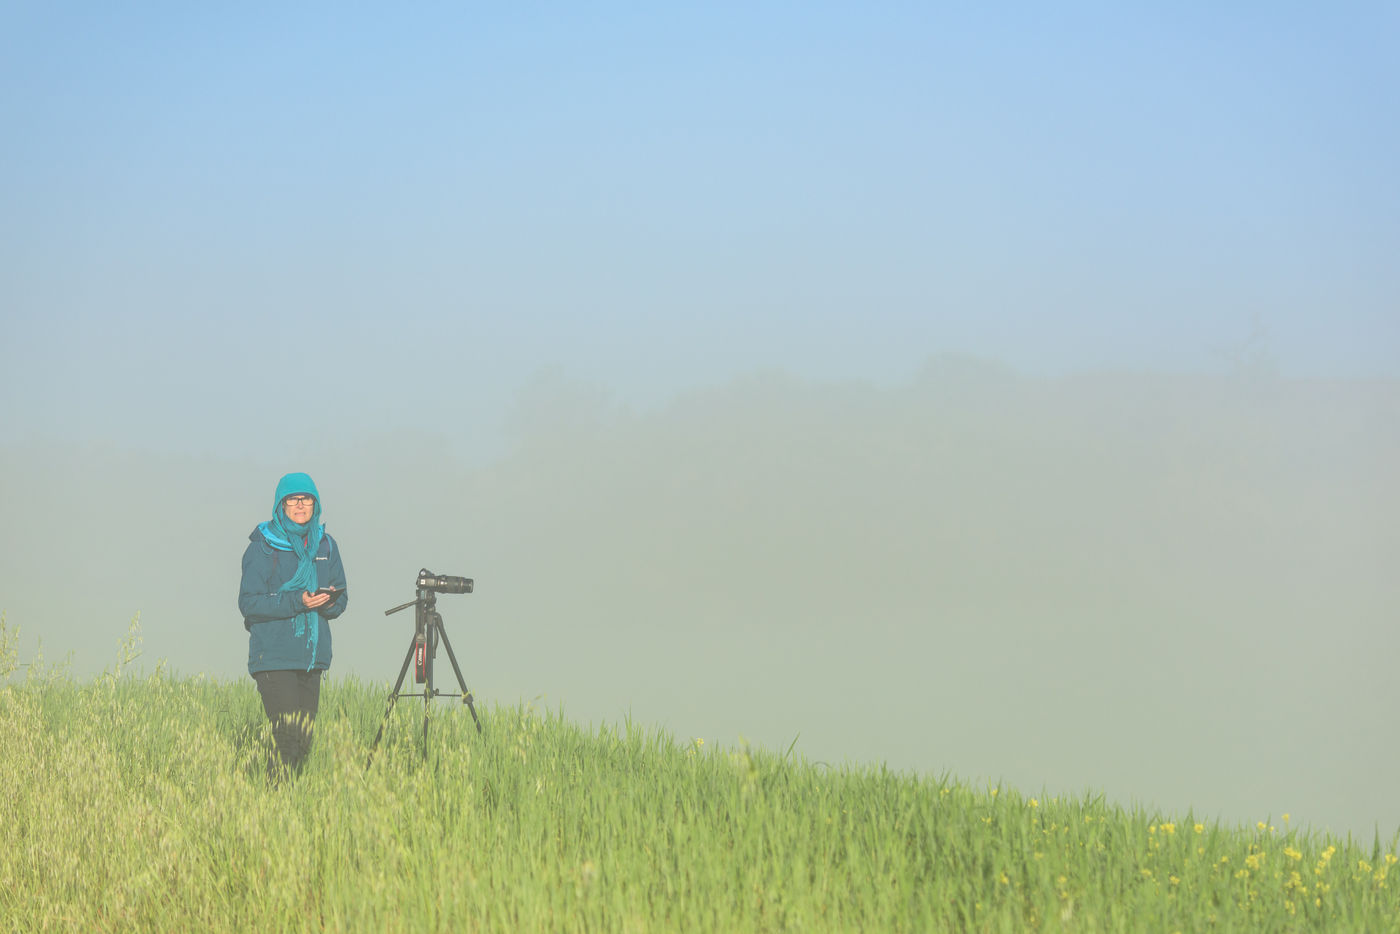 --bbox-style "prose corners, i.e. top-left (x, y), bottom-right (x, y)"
top-left (284, 495), bottom-right (315, 507)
